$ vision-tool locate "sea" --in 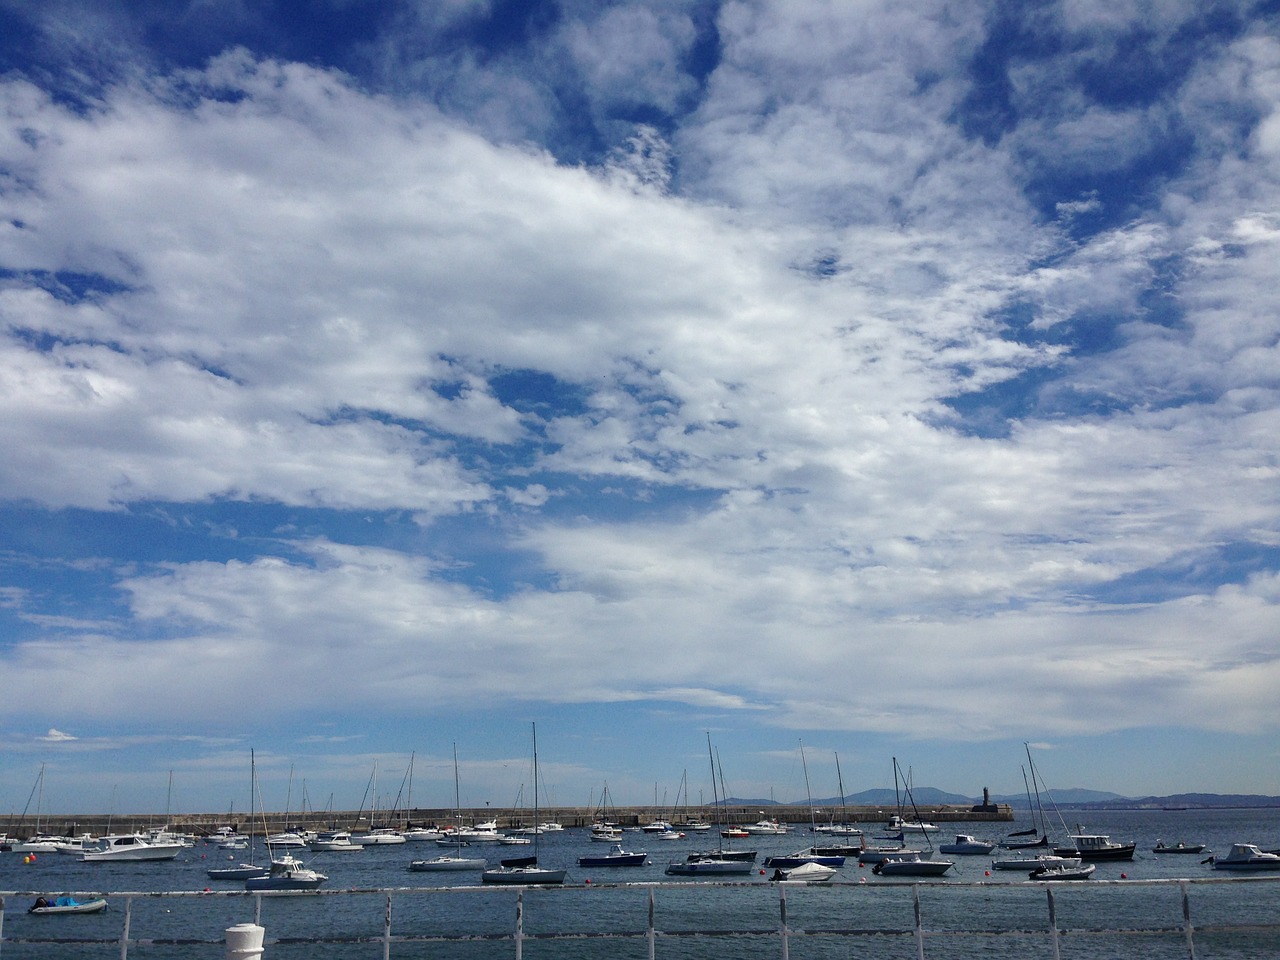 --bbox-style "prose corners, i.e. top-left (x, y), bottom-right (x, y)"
top-left (1, 807), bottom-right (1277, 958)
